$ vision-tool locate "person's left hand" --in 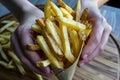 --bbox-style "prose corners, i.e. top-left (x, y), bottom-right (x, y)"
top-left (78, 0), bottom-right (112, 67)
